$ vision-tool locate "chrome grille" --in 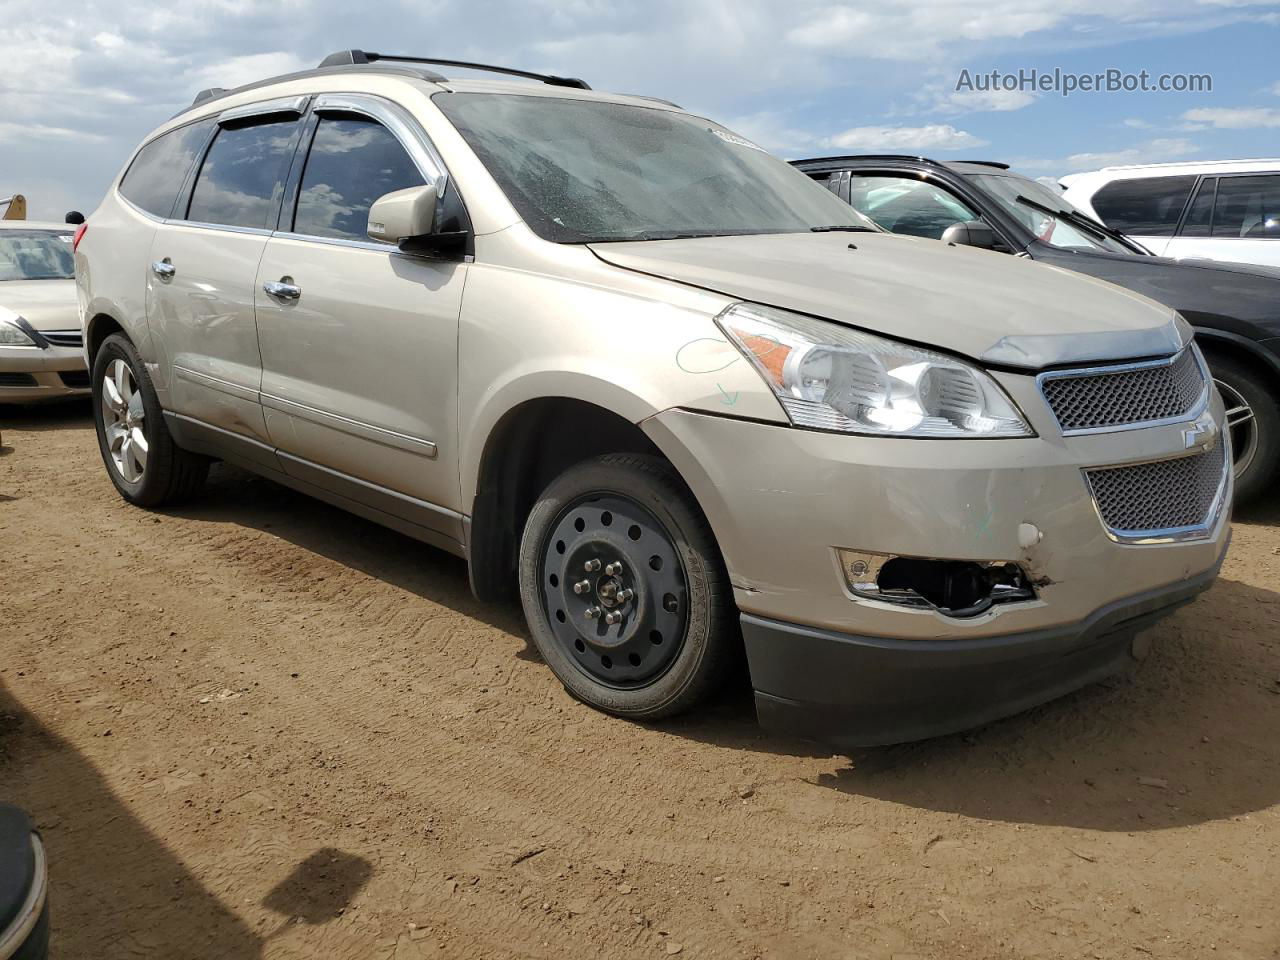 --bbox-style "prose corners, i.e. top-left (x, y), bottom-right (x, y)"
top-left (41, 329), bottom-right (83, 348)
top-left (1085, 441), bottom-right (1226, 539)
top-left (1040, 348), bottom-right (1205, 433)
